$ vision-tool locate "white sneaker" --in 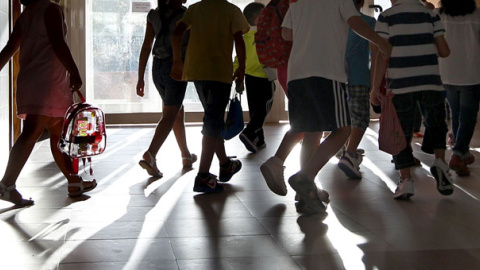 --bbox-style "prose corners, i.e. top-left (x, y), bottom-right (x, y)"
top-left (393, 178), bottom-right (414, 200)
top-left (430, 158), bottom-right (454, 196)
top-left (260, 156), bottom-right (287, 196)
top-left (338, 152), bottom-right (362, 179)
